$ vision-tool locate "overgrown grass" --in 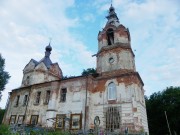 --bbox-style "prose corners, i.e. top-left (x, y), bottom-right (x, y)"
top-left (47, 130), bottom-right (71, 135)
top-left (0, 124), bottom-right (72, 135)
top-left (0, 124), bottom-right (11, 135)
